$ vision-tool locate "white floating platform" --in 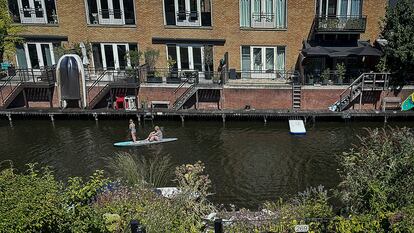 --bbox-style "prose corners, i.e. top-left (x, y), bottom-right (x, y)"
top-left (289, 120), bottom-right (306, 135)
